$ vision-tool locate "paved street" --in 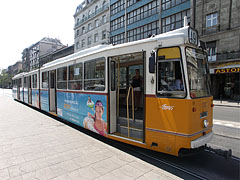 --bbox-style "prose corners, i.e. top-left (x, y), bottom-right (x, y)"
top-left (0, 89), bottom-right (181, 180)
